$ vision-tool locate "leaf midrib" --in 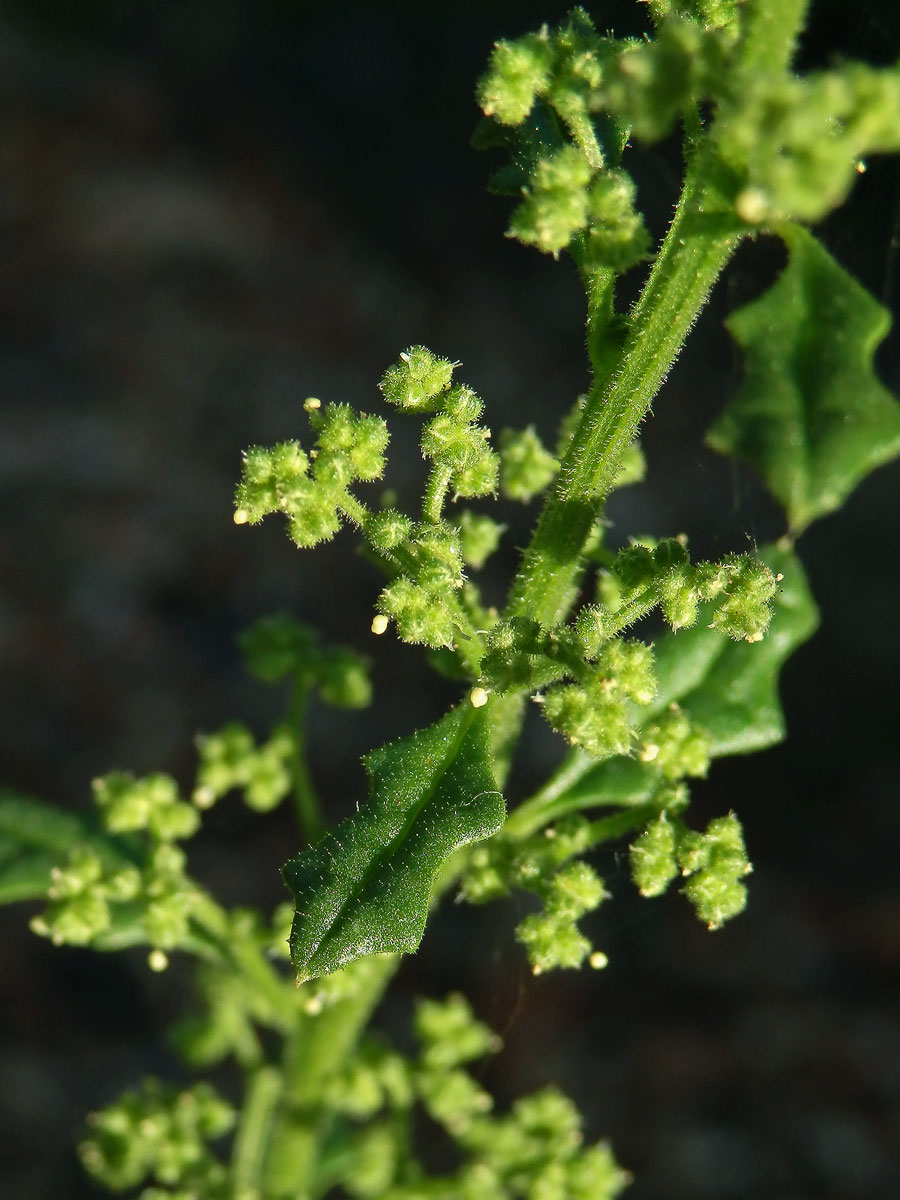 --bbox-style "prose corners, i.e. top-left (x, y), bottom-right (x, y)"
top-left (297, 706), bottom-right (477, 968)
